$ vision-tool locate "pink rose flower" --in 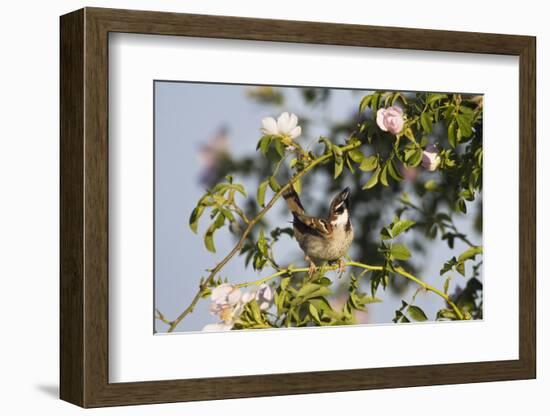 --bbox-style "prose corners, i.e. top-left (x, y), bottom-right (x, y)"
top-left (209, 283), bottom-right (242, 316)
top-left (421, 144), bottom-right (441, 171)
top-left (376, 106), bottom-right (405, 135)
